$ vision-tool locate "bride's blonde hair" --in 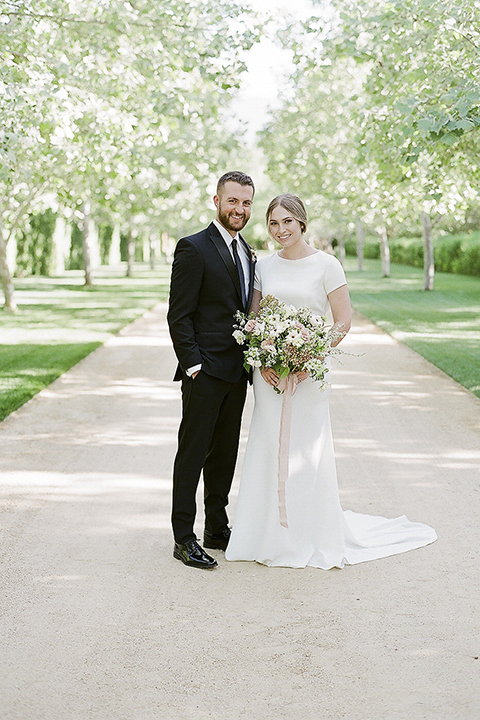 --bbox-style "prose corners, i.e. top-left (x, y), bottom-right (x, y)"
top-left (266, 194), bottom-right (308, 234)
